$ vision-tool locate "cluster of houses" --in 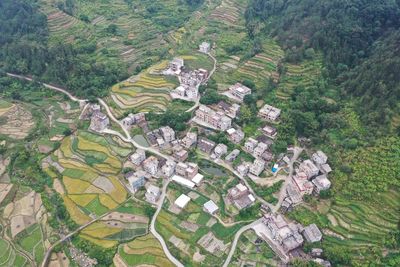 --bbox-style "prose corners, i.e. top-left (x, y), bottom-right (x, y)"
top-left (259, 212), bottom-right (323, 257)
top-left (165, 57), bottom-right (209, 102)
top-left (146, 126), bottom-right (176, 148)
top-left (282, 150), bottom-right (332, 212)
